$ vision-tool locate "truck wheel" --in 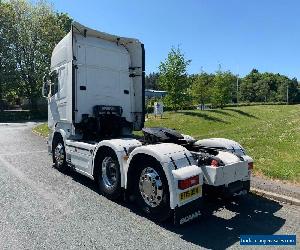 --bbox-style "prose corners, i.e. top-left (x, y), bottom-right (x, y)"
top-left (96, 150), bottom-right (122, 200)
top-left (52, 138), bottom-right (68, 172)
top-left (133, 160), bottom-right (171, 222)
top-left (243, 180), bottom-right (250, 193)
